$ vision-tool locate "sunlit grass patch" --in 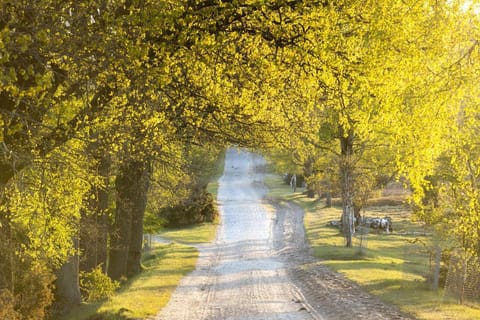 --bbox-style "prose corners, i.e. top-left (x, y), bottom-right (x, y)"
top-left (158, 222), bottom-right (218, 244)
top-left (156, 151), bottom-right (223, 245)
top-left (61, 243), bottom-right (198, 320)
top-left (206, 149), bottom-right (226, 196)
